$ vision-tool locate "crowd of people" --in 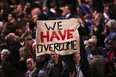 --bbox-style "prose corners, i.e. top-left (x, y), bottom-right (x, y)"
top-left (0, 0), bottom-right (116, 77)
